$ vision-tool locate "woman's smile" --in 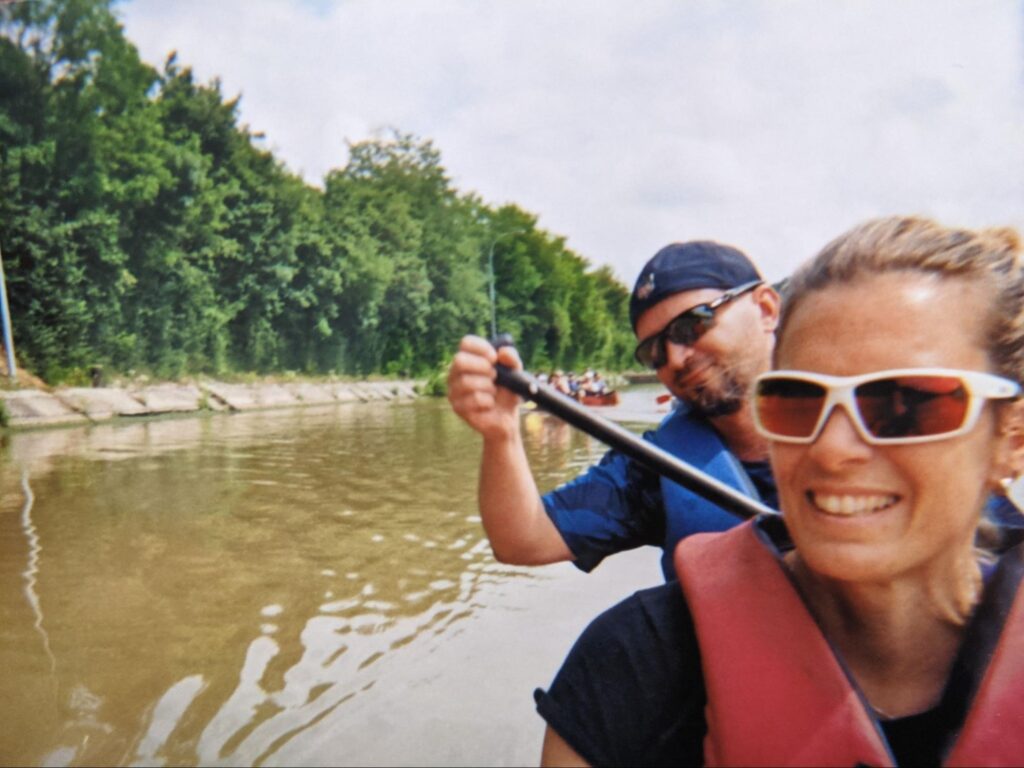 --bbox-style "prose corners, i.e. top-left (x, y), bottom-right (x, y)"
top-left (806, 489), bottom-right (900, 516)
